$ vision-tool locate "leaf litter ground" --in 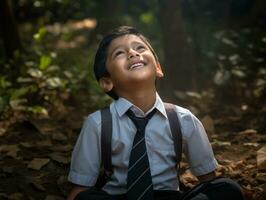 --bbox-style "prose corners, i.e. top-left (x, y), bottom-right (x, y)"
top-left (0, 95), bottom-right (265, 200)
